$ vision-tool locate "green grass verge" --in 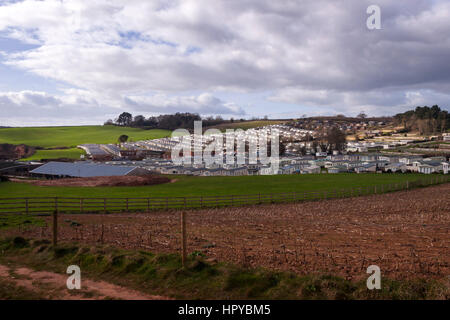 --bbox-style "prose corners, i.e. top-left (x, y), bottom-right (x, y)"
top-left (0, 126), bottom-right (171, 148)
top-left (0, 237), bottom-right (447, 300)
top-left (0, 173), bottom-right (439, 199)
top-left (20, 148), bottom-right (86, 161)
top-left (0, 214), bottom-right (45, 230)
